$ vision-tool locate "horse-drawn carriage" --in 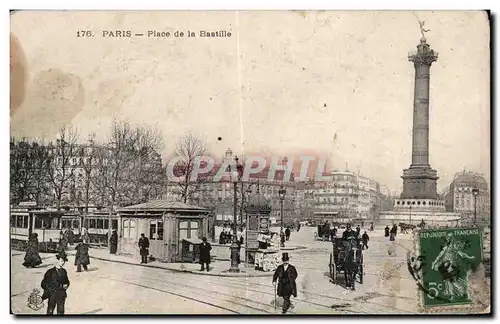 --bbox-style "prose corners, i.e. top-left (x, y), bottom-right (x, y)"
top-left (314, 224), bottom-right (337, 241)
top-left (328, 237), bottom-right (364, 290)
